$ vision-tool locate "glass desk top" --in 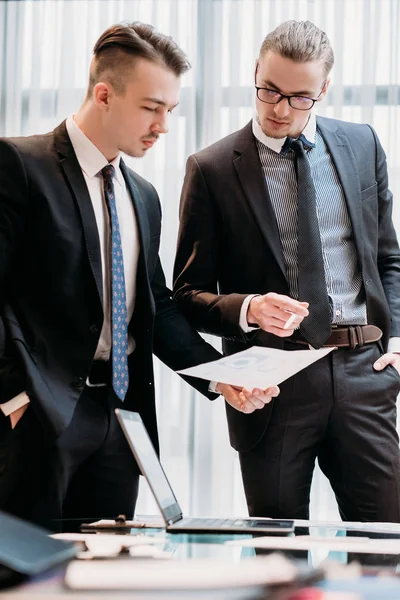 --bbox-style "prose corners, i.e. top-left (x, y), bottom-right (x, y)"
top-left (63, 517), bottom-right (400, 569)
top-left (4, 521), bottom-right (400, 599)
